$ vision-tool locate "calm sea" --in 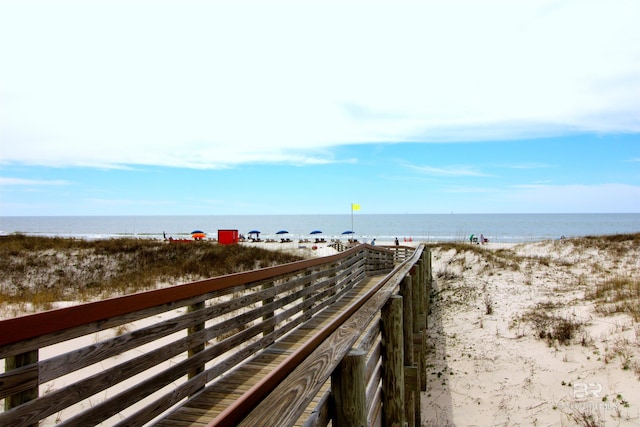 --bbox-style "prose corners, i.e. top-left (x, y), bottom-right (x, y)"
top-left (1, 214), bottom-right (639, 243)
